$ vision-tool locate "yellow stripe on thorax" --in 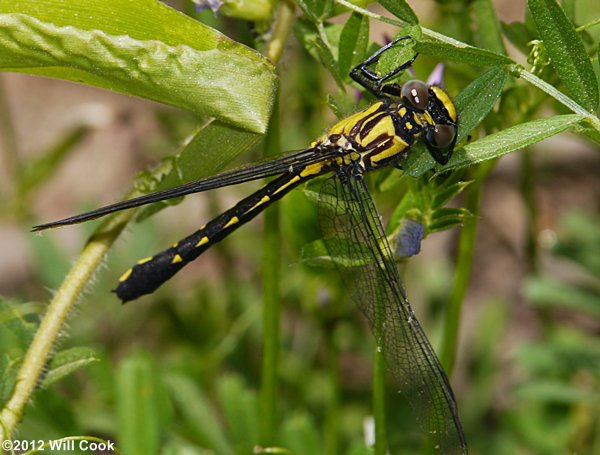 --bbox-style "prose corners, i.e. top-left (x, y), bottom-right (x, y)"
top-left (368, 136), bottom-right (409, 166)
top-left (311, 102), bottom-right (384, 147)
top-left (357, 114), bottom-right (395, 148)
